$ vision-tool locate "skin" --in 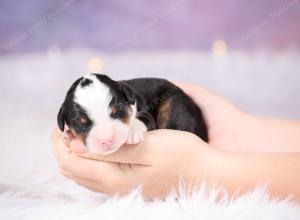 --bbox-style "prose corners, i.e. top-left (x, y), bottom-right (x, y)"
top-left (52, 82), bottom-right (300, 201)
